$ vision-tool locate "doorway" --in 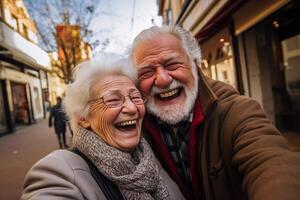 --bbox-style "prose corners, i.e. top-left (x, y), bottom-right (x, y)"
top-left (11, 82), bottom-right (30, 126)
top-left (273, 1), bottom-right (300, 131)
